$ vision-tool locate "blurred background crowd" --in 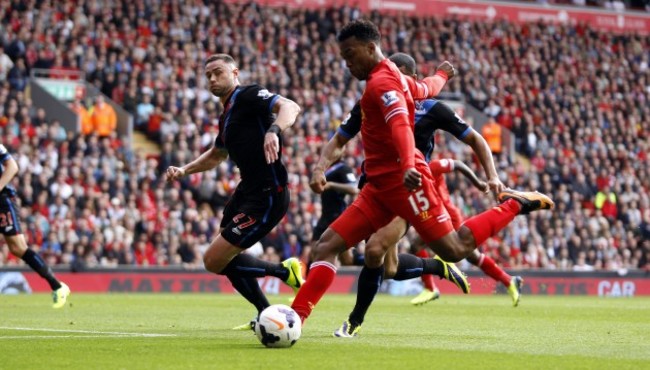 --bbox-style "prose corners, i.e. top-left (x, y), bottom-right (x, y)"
top-left (0, 0), bottom-right (648, 272)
